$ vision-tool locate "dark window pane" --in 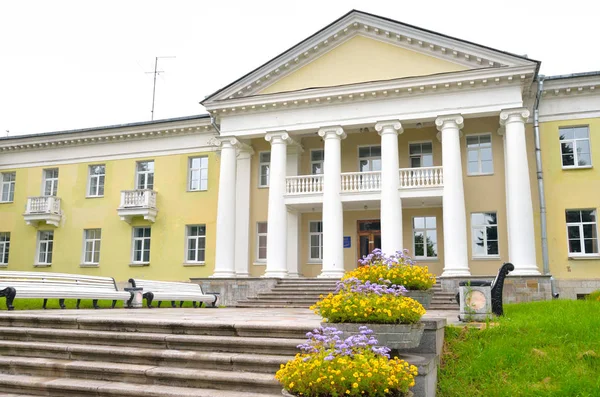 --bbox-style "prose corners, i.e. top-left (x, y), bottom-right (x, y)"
top-left (358, 147), bottom-right (371, 158)
top-left (311, 247), bottom-right (320, 259)
top-left (409, 144), bottom-right (421, 155)
top-left (562, 154), bottom-right (575, 166)
top-left (584, 239), bottom-right (599, 254)
top-left (487, 241), bottom-right (499, 255)
top-left (371, 146), bottom-right (381, 157)
top-left (581, 210), bottom-right (596, 223)
top-left (485, 213), bottom-right (497, 225)
top-left (569, 239), bottom-right (581, 253)
top-left (414, 243), bottom-right (424, 257)
top-left (566, 211), bottom-right (581, 223)
top-left (466, 136), bottom-right (479, 147)
top-left (410, 157), bottom-right (421, 168)
top-left (487, 226), bottom-right (498, 240)
top-left (583, 224), bottom-right (596, 239)
top-left (567, 225), bottom-right (581, 239)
